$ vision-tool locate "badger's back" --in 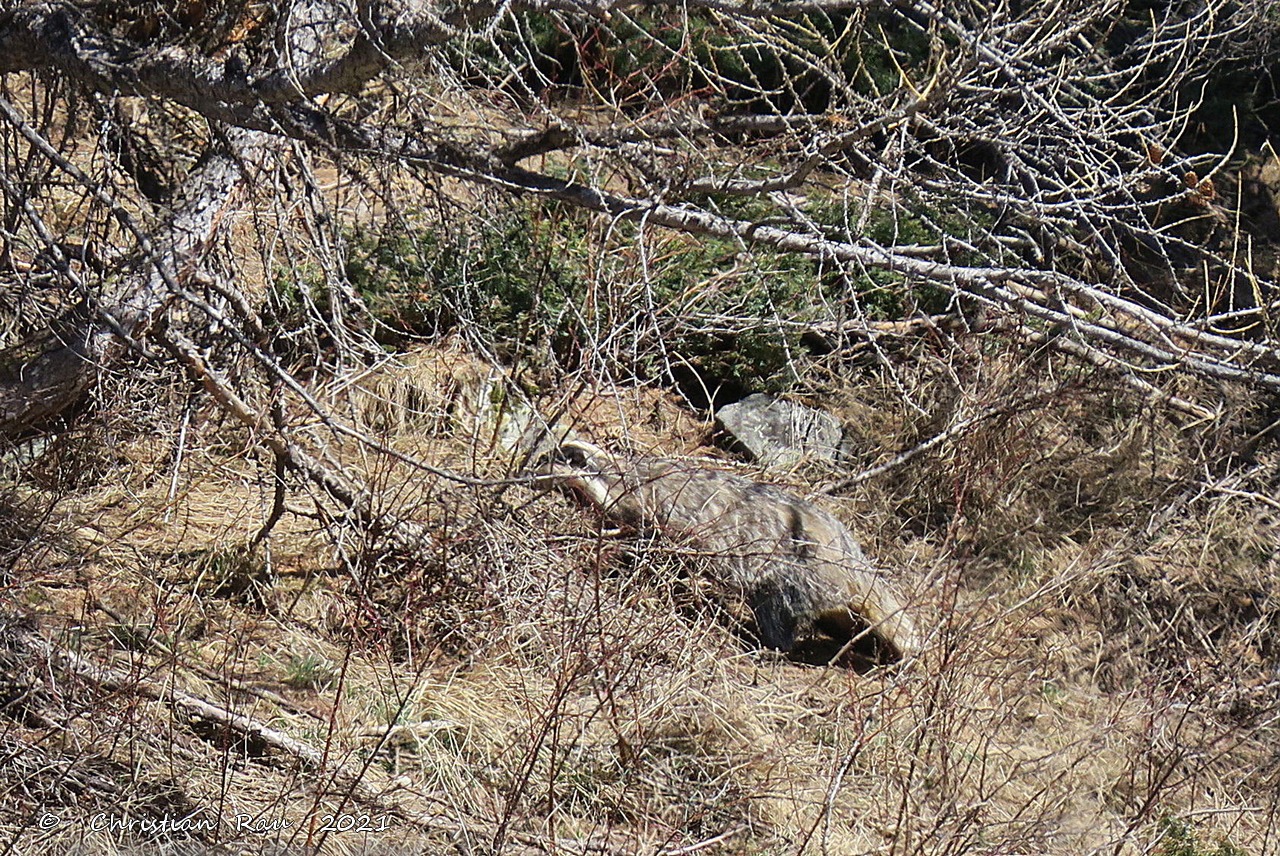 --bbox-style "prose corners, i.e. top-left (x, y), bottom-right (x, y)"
top-left (546, 441), bottom-right (919, 664)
